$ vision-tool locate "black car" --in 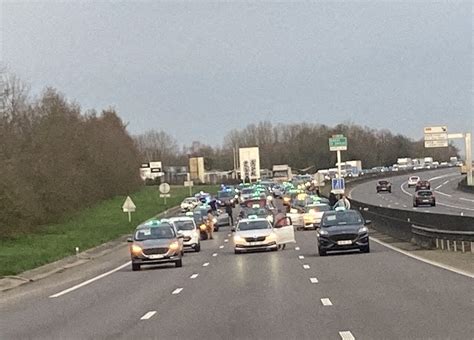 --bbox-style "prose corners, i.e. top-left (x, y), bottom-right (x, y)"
top-left (216, 189), bottom-right (236, 207)
top-left (415, 180), bottom-right (431, 191)
top-left (376, 180), bottom-right (392, 193)
top-left (413, 190), bottom-right (436, 207)
top-left (317, 210), bottom-right (371, 256)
